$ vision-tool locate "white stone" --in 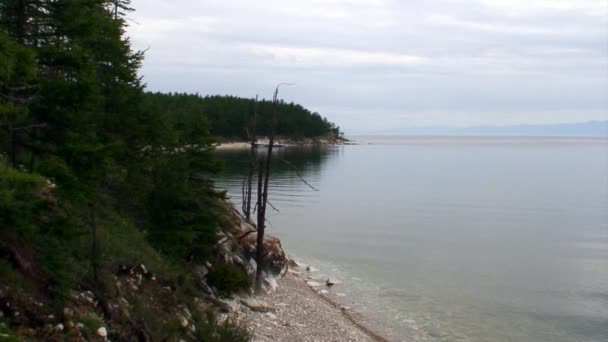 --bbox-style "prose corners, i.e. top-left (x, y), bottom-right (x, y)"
top-left (240, 297), bottom-right (272, 312)
top-left (263, 276), bottom-right (278, 292)
top-left (306, 281), bottom-right (322, 287)
top-left (179, 316), bottom-right (188, 328)
top-left (97, 327), bottom-right (108, 337)
top-left (55, 323), bottom-right (64, 331)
